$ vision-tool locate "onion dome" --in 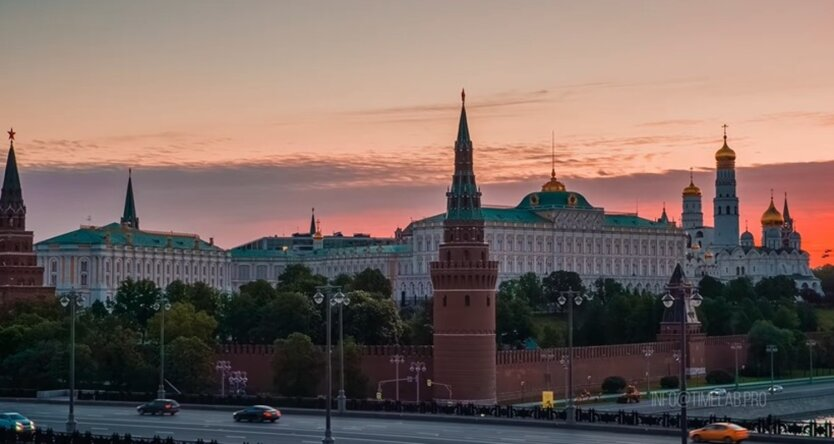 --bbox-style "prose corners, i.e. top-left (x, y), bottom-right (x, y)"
top-left (682, 169), bottom-right (701, 197)
top-left (542, 171), bottom-right (566, 192)
top-left (741, 230), bottom-right (754, 242)
top-left (761, 193), bottom-right (784, 227)
top-left (715, 125), bottom-right (736, 167)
